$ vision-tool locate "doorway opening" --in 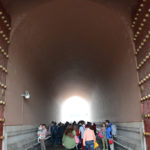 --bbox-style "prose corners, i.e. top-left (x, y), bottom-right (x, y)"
top-left (61, 96), bottom-right (91, 122)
